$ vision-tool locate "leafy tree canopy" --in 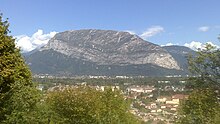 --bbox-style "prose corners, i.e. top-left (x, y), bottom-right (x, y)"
top-left (178, 40), bottom-right (220, 124)
top-left (0, 14), bottom-right (40, 123)
top-left (46, 86), bottom-right (140, 124)
top-left (188, 43), bottom-right (220, 89)
top-left (177, 89), bottom-right (220, 124)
